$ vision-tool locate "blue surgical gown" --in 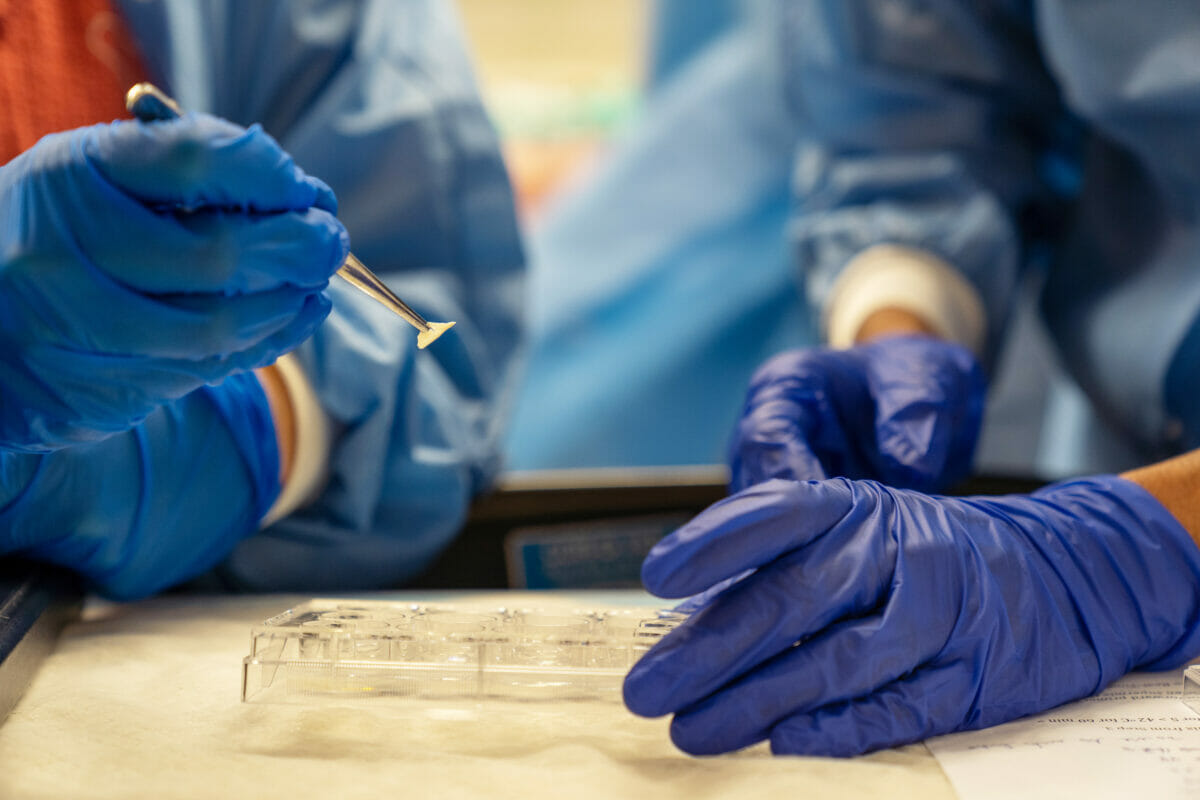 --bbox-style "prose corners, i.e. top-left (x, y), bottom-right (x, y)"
top-left (508, 0), bottom-right (1200, 477)
top-left (117, 0), bottom-right (525, 589)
